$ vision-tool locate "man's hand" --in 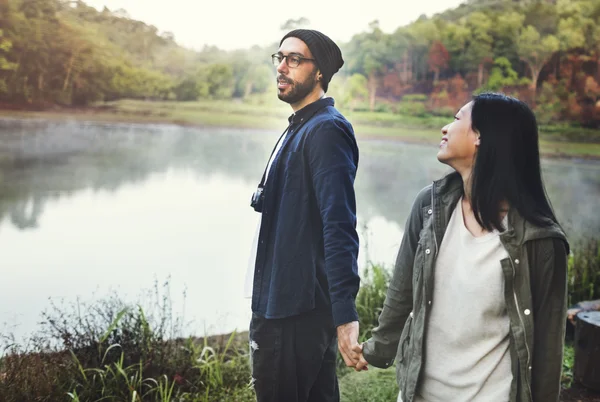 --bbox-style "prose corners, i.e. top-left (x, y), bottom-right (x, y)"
top-left (337, 321), bottom-right (361, 367)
